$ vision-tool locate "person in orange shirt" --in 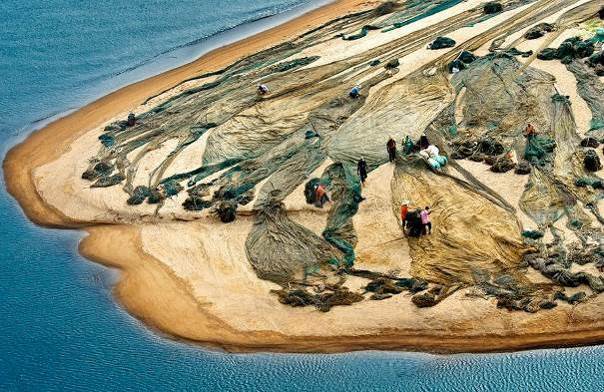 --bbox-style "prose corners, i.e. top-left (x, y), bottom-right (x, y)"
top-left (524, 123), bottom-right (536, 137)
top-left (400, 201), bottom-right (410, 231)
top-left (315, 183), bottom-right (329, 207)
